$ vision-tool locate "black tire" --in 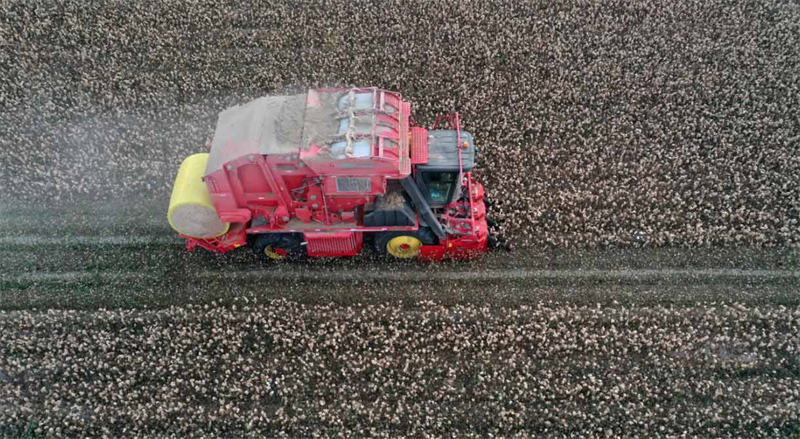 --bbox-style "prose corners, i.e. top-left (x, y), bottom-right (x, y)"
top-left (252, 233), bottom-right (307, 262)
top-left (488, 234), bottom-right (499, 250)
top-left (373, 228), bottom-right (437, 259)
